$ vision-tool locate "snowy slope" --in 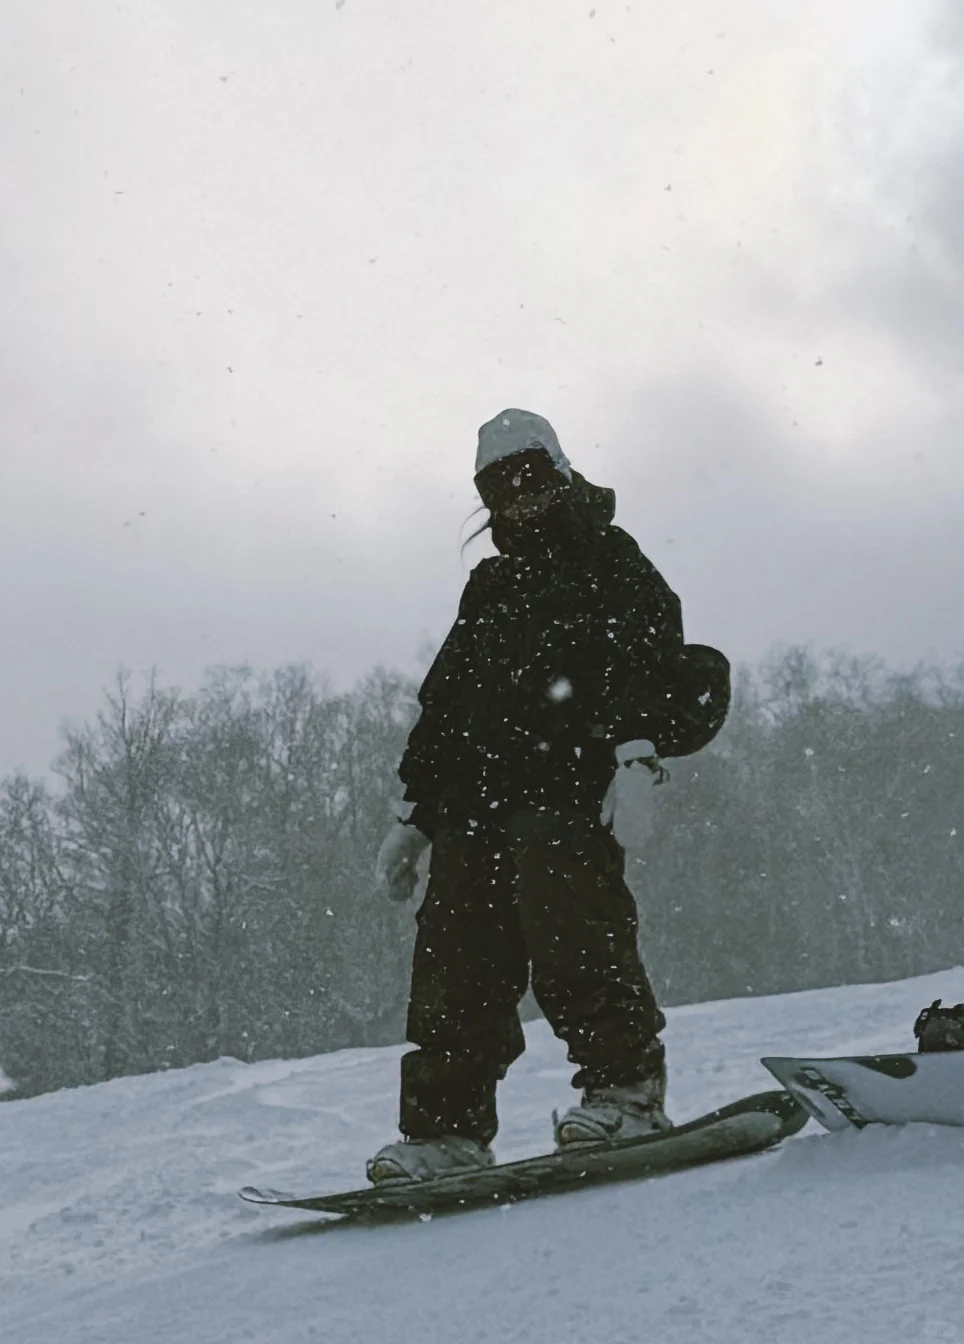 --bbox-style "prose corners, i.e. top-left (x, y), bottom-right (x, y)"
top-left (3, 968), bottom-right (964, 1344)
